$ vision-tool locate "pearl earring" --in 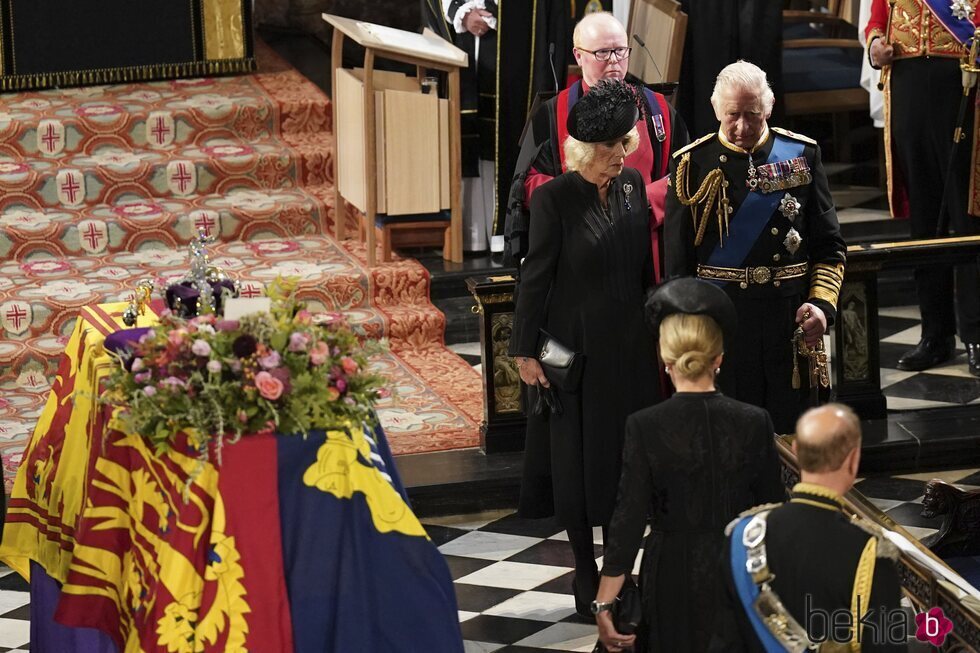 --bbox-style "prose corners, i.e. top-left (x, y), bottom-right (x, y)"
top-left (715, 367), bottom-right (721, 375)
